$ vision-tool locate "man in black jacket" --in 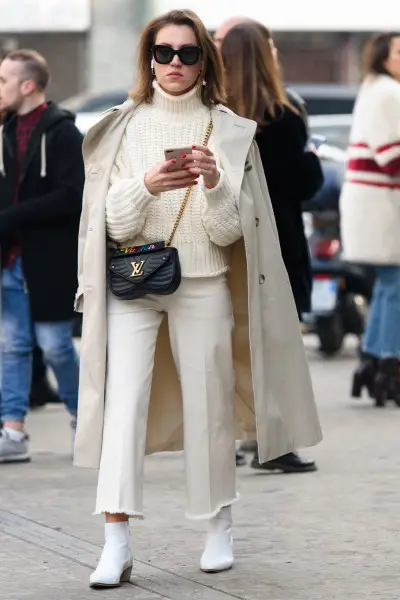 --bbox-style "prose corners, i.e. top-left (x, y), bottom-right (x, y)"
top-left (0, 49), bottom-right (84, 463)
